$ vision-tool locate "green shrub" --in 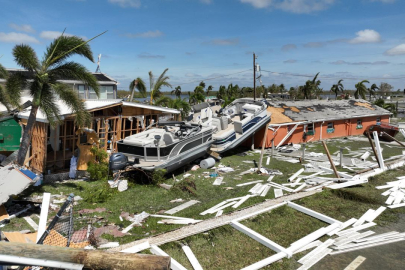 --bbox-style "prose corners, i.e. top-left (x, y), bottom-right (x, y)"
top-left (151, 169), bottom-right (167, 185)
top-left (83, 182), bottom-right (117, 203)
top-left (87, 147), bottom-right (109, 181)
